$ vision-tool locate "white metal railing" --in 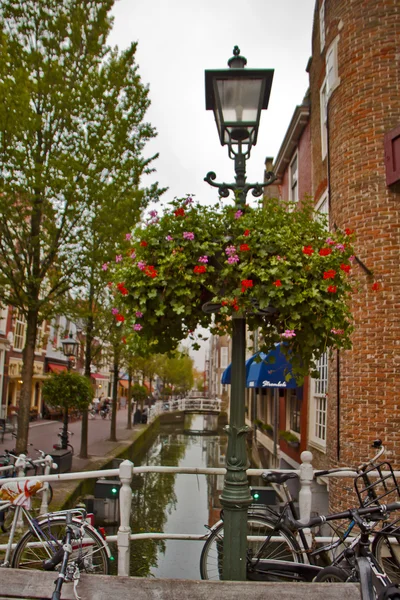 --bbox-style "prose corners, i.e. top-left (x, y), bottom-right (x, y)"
top-left (1, 451), bottom-right (399, 576)
top-left (169, 397), bottom-right (222, 412)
